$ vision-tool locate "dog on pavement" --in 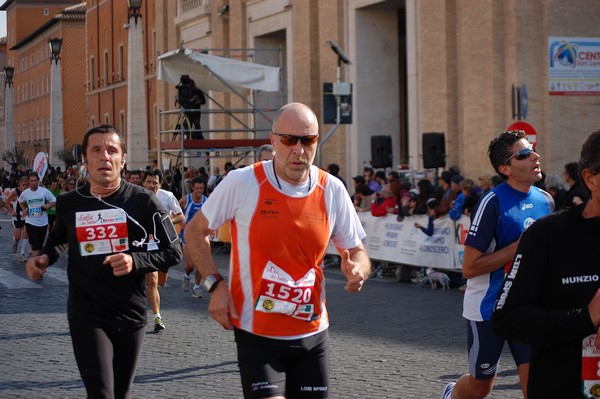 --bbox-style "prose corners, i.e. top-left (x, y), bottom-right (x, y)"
top-left (416, 268), bottom-right (451, 289)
